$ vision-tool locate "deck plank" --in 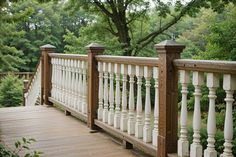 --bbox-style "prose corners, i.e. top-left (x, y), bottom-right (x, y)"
top-left (0, 106), bottom-right (141, 157)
